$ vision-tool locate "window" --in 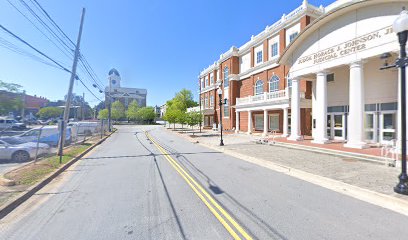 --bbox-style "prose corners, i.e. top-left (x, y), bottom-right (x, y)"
top-left (204, 97), bottom-right (208, 108)
top-left (223, 100), bottom-right (229, 117)
top-left (271, 42), bottom-right (278, 58)
top-left (255, 80), bottom-right (264, 95)
top-left (210, 95), bottom-right (214, 106)
top-left (204, 77), bottom-right (208, 87)
top-left (255, 115), bottom-right (264, 130)
top-left (201, 79), bottom-right (204, 89)
top-left (223, 67), bottom-right (229, 88)
top-left (289, 32), bottom-right (298, 43)
top-left (269, 75), bottom-right (279, 92)
top-left (256, 51), bottom-right (263, 64)
top-left (287, 78), bottom-right (292, 89)
top-left (269, 114), bottom-right (280, 131)
top-left (201, 97), bottom-right (204, 107)
top-left (210, 74), bottom-right (214, 85)
top-left (327, 73), bottom-right (335, 82)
